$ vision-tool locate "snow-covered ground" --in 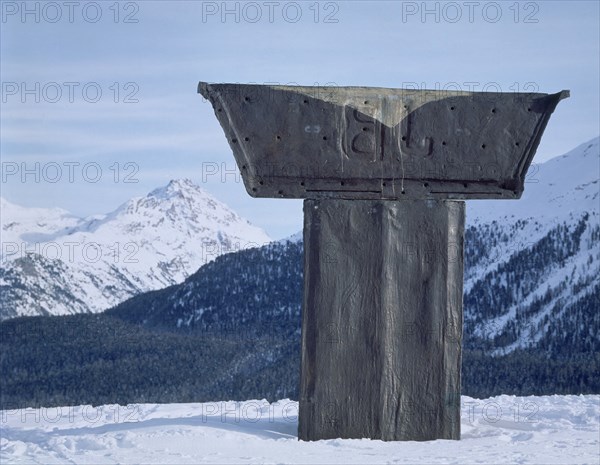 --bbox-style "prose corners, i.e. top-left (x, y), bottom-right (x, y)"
top-left (1, 395), bottom-right (598, 464)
